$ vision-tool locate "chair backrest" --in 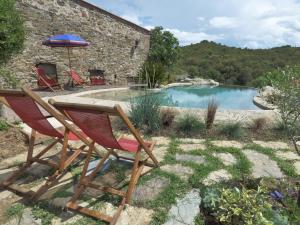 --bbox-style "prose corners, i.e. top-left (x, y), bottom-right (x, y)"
top-left (49, 100), bottom-right (159, 165)
top-left (34, 67), bottom-right (57, 86)
top-left (67, 70), bottom-right (84, 85)
top-left (0, 90), bottom-right (63, 138)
